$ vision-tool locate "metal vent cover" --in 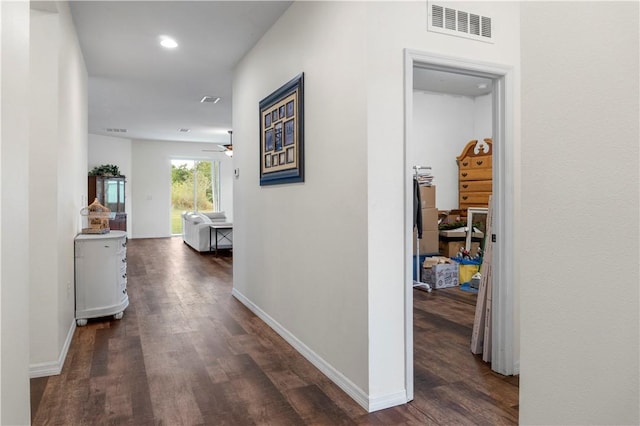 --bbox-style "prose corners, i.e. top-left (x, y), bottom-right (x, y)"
top-left (428, 2), bottom-right (494, 43)
top-left (105, 128), bottom-right (127, 133)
